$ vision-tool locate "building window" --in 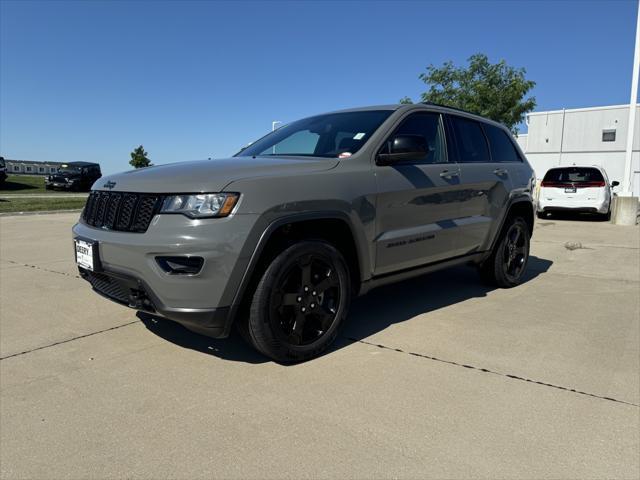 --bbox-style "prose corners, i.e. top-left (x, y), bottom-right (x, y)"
top-left (14, 166), bottom-right (20, 171)
top-left (50, 167), bottom-right (57, 173)
top-left (602, 129), bottom-right (616, 142)
top-left (39, 167), bottom-right (44, 172)
top-left (25, 166), bottom-right (32, 172)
